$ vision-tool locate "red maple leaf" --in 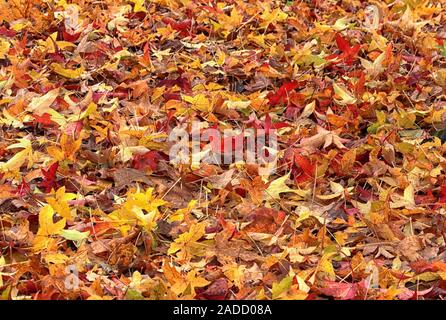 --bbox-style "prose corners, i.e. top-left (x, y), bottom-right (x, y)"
top-left (161, 17), bottom-right (193, 37)
top-left (32, 113), bottom-right (56, 127)
top-left (15, 179), bottom-right (30, 196)
top-left (39, 162), bottom-right (59, 193)
top-left (132, 151), bottom-right (161, 171)
top-left (293, 154), bottom-right (315, 183)
top-left (264, 113), bottom-right (289, 131)
top-left (267, 81), bottom-right (300, 106)
top-left (318, 280), bottom-right (366, 300)
top-left (327, 34), bottom-right (361, 66)
top-left (158, 75), bottom-right (191, 93)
